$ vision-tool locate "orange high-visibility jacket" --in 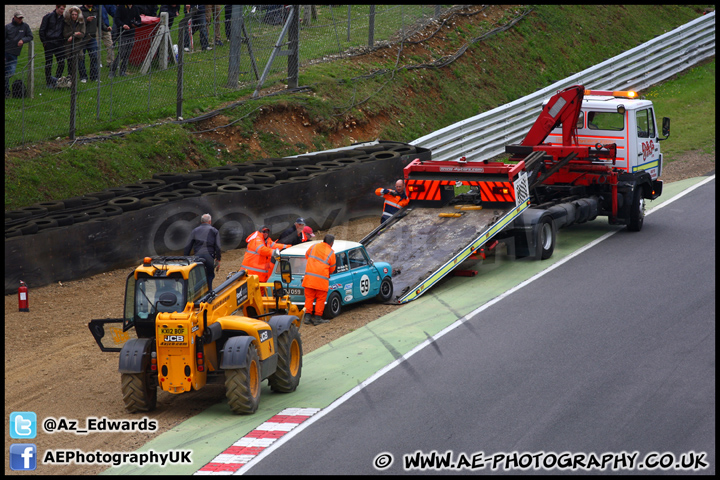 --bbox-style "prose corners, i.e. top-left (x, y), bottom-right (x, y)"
top-left (241, 231), bottom-right (288, 282)
top-left (302, 241), bottom-right (336, 291)
top-left (375, 187), bottom-right (409, 221)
